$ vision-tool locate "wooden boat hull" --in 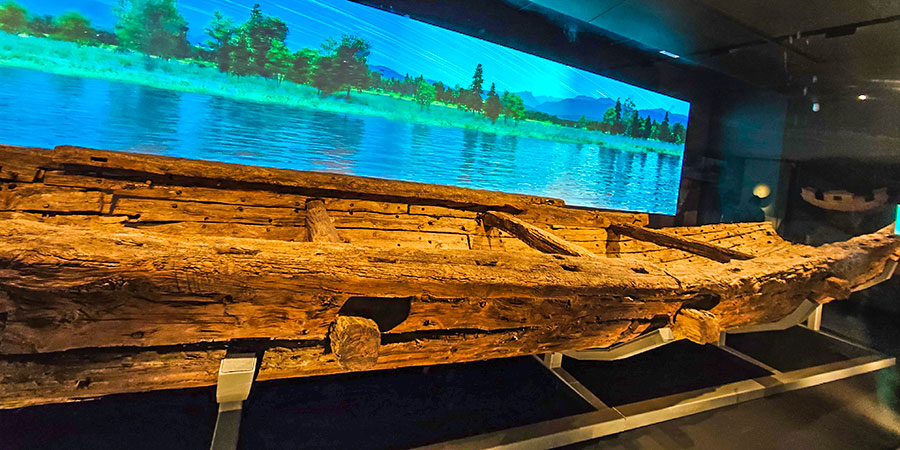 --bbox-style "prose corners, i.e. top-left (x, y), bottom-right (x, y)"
top-left (1, 144), bottom-right (898, 409)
